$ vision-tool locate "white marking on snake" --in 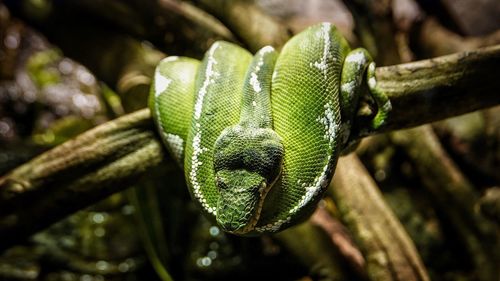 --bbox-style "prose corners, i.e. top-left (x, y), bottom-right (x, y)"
top-left (189, 43), bottom-right (220, 215)
top-left (154, 70), bottom-right (172, 96)
top-left (345, 51), bottom-right (367, 64)
top-left (164, 133), bottom-right (184, 161)
top-left (318, 102), bottom-right (338, 144)
top-left (249, 46), bottom-right (273, 94)
top-left (382, 100), bottom-right (392, 112)
top-left (368, 62), bottom-right (375, 72)
top-left (260, 45), bottom-right (275, 54)
top-left (163, 56), bottom-right (179, 62)
top-left (255, 216), bottom-right (291, 232)
top-left (368, 63), bottom-right (377, 88)
top-left (290, 155), bottom-right (333, 215)
top-left (368, 77), bottom-right (376, 88)
top-left (341, 81), bottom-right (355, 96)
top-left (312, 23), bottom-right (331, 73)
top-left (194, 43), bottom-right (220, 120)
top-left (250, 73), bottom-right (262, 93)
top-left (290, 102), bottom-right (339, 214)
top-left (189, 131), bottom-right (214, 214)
